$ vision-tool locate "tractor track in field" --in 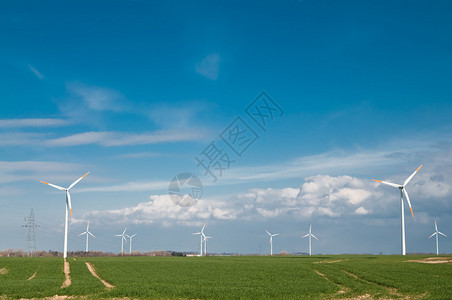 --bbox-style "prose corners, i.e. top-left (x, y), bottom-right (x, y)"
top-left (61, 259), bottom-right (71, 288)
top-left (341, 269), bottom-right (403, 298)
top-left (85, 262), bottom-right (114, 289)
top-left (313, 269), bottom-right (349, 296)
